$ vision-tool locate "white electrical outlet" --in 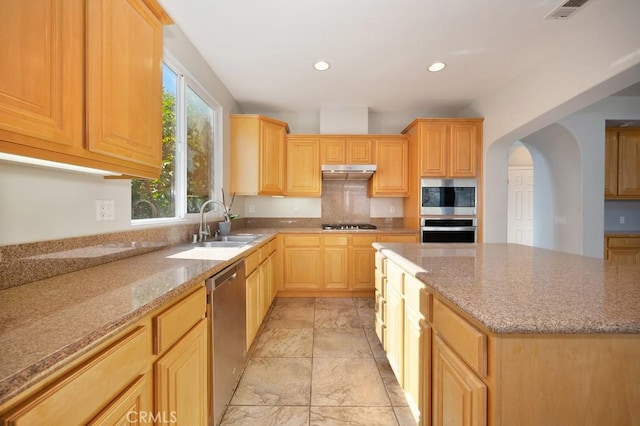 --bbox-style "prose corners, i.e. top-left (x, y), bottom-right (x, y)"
top-left (555, 216), bottom-right (567, 225)
top-left (96, 200), bottom-right (115, 221)
top-left (248, 204), bottom-right (255, 214)
top-left (620, 216), bottom-right (625, 224)
top-left (390, 206), bottom-right (396, 214)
